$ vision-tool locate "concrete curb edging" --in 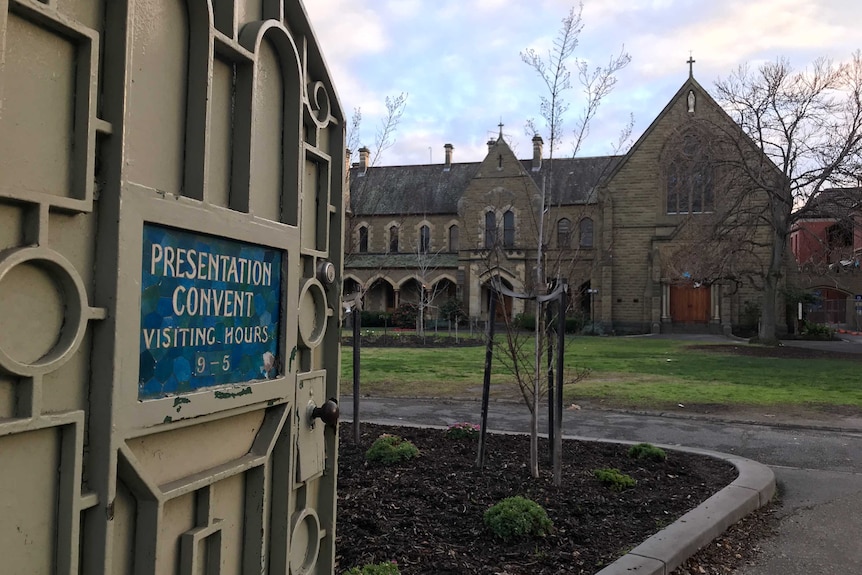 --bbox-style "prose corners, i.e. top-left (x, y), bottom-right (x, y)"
top-left (594, 445), bottom-right (775, 575)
